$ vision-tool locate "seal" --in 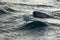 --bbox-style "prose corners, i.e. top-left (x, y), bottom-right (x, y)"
top-left (20, 21), bottom-right (48, 30)
top-left (33, 11), bottom-right (54, 18)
